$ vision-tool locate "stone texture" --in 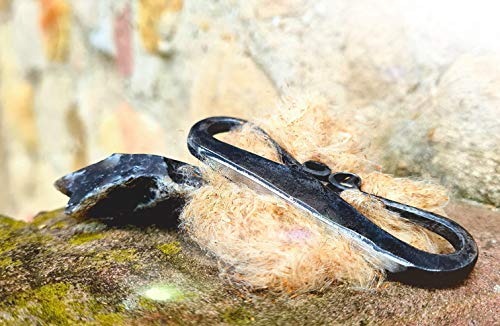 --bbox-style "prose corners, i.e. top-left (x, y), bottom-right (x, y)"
top-left (236, 0), bottom-right (500, 205)
top-left (383, 55), bottom-right (500, 206)
top-left (1, 0), bottom-right (500, 217)
top-left (31, 68), bottom-right (80, 214)
top-left (96, 103), bottom-right (168, 156)
top-left (0, 200), bottom-right (498, 324)
top-left (189, 41), bottom-right (279, 121)
top-left (11, 0), bottom-right (45, 73)
top-left (0, 0), bottom-right (10, 12)
top-left (137, 0), bottom-right (183, 54)
top-left (113, 3), bottom-right (133, 76)
top-left (39, 0), bottom-right (71, 62)
top-left (0, 21), bottom-right (40, 218)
